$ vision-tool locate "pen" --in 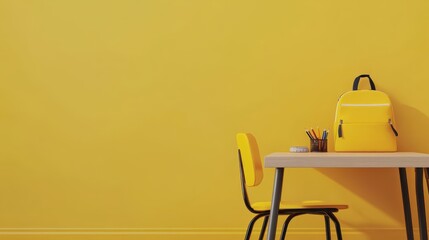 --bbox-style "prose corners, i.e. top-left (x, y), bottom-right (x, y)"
top-left (323, 129), bottom-right (328, 139)
top-left (322, 129), bottom-right (326, 139)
